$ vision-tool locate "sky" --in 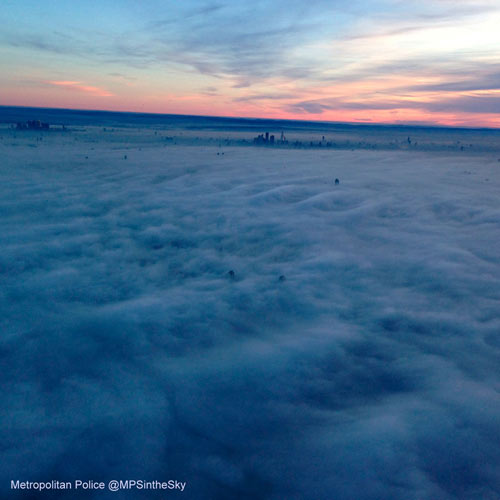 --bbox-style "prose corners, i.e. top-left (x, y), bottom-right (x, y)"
top-left (1, 0), bottom-right (499, 127)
